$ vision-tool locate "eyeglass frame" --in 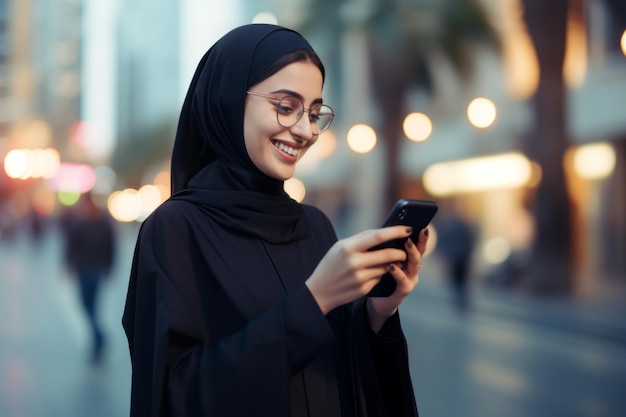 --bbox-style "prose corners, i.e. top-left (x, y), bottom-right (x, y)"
top-left (246, 91), bottom-right (335, 134)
